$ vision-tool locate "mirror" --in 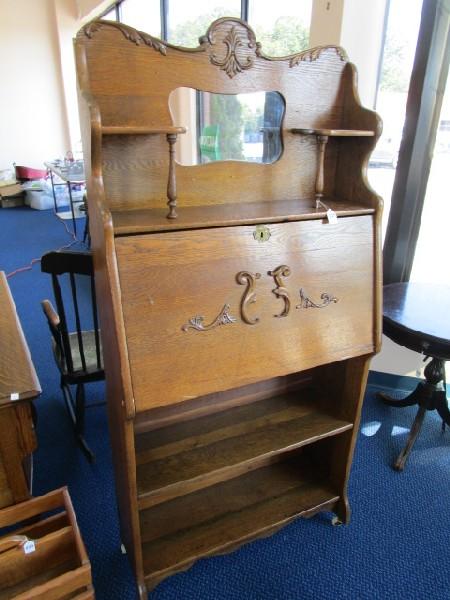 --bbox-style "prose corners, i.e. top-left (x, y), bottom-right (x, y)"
top-left (169, 88), bottom-right (285, 166)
